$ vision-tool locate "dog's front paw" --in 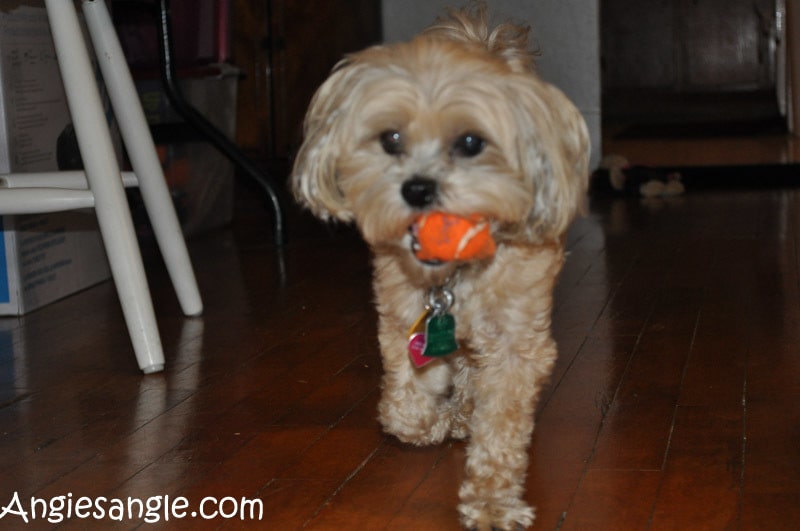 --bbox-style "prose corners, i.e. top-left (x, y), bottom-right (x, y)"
top-left (378, 391), bottom-right (452, 446)
top-left (458, 495), bottom-right (534, 531)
